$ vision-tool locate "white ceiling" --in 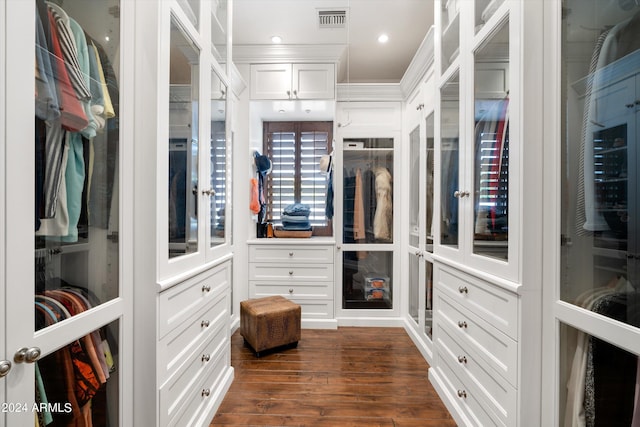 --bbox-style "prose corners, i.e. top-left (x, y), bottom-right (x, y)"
top-left (233, 0), bottom-right (434, 83)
